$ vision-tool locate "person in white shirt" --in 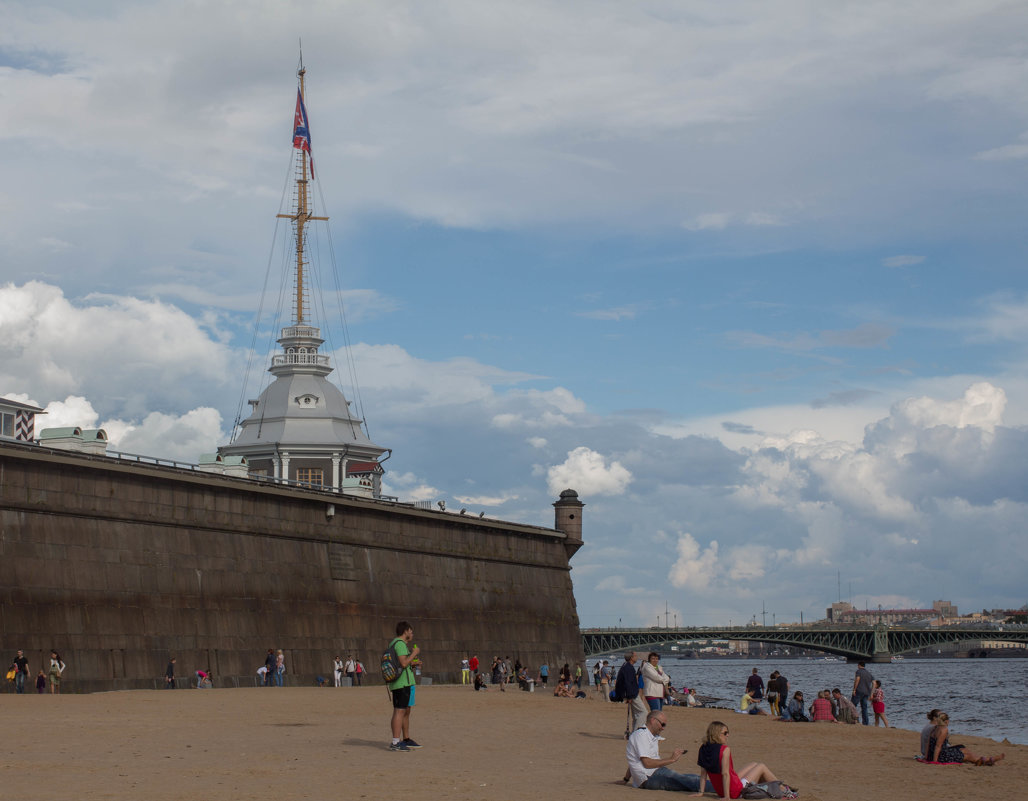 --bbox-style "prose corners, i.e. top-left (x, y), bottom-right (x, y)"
top-left (334, 656), bottom-right (344, 687)
top-left (625, 710), bottom-right (711, 792)
top-left (344, 656), bottom-right (356, 684)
